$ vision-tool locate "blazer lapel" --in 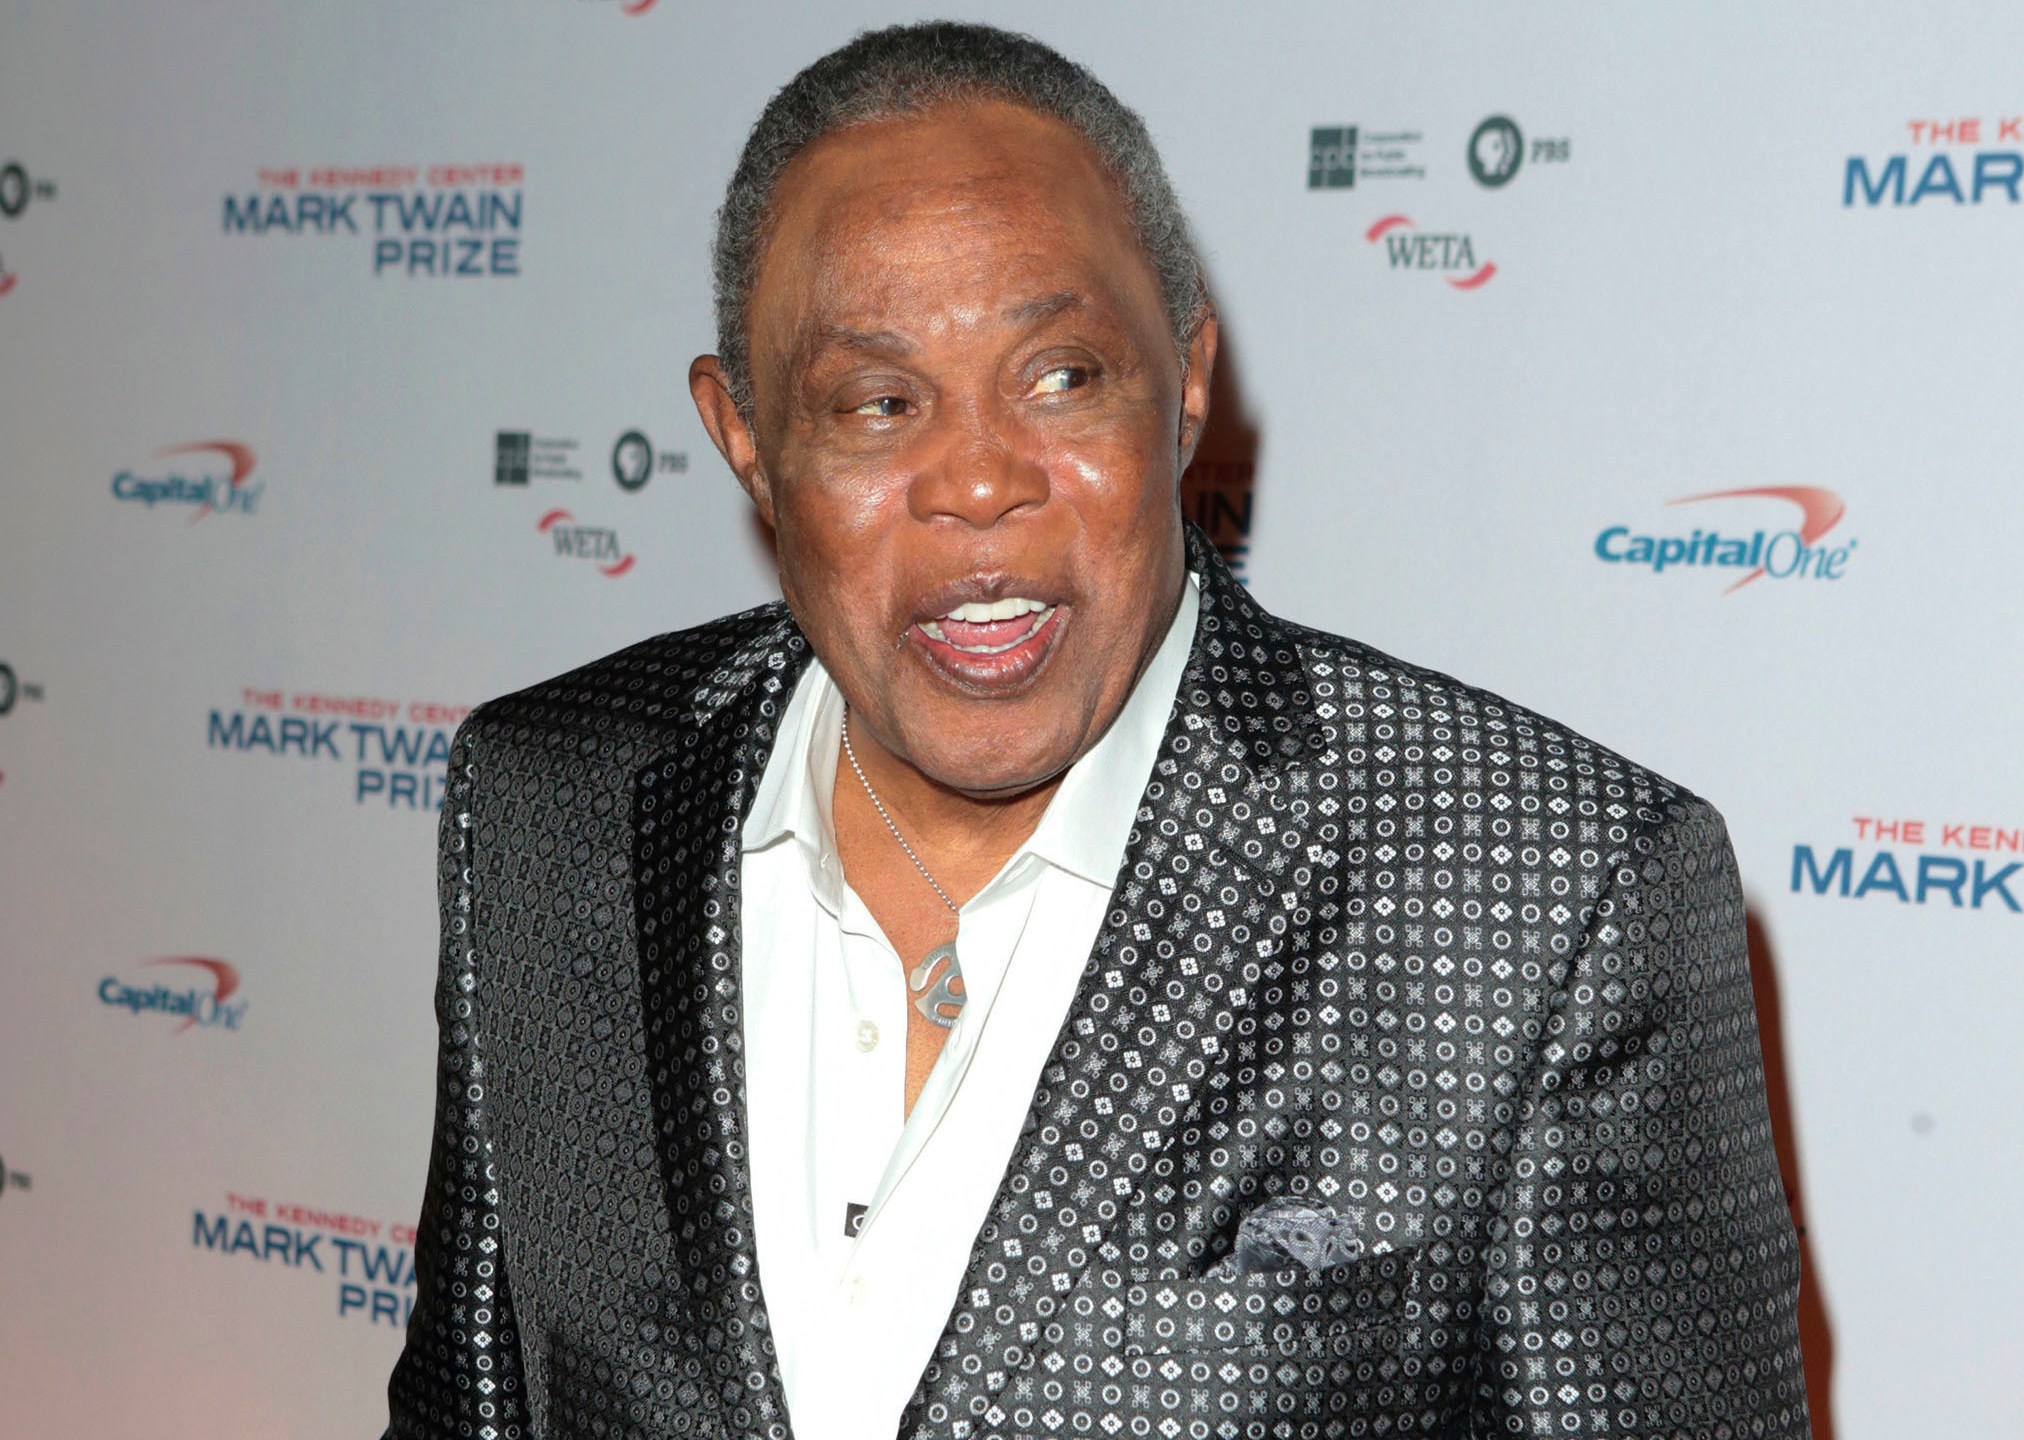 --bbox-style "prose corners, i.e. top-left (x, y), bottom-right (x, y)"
top-left (633, 613), bottom-right (811, 1440)
top-left (900, 533), bottom-right (1342, 1438)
